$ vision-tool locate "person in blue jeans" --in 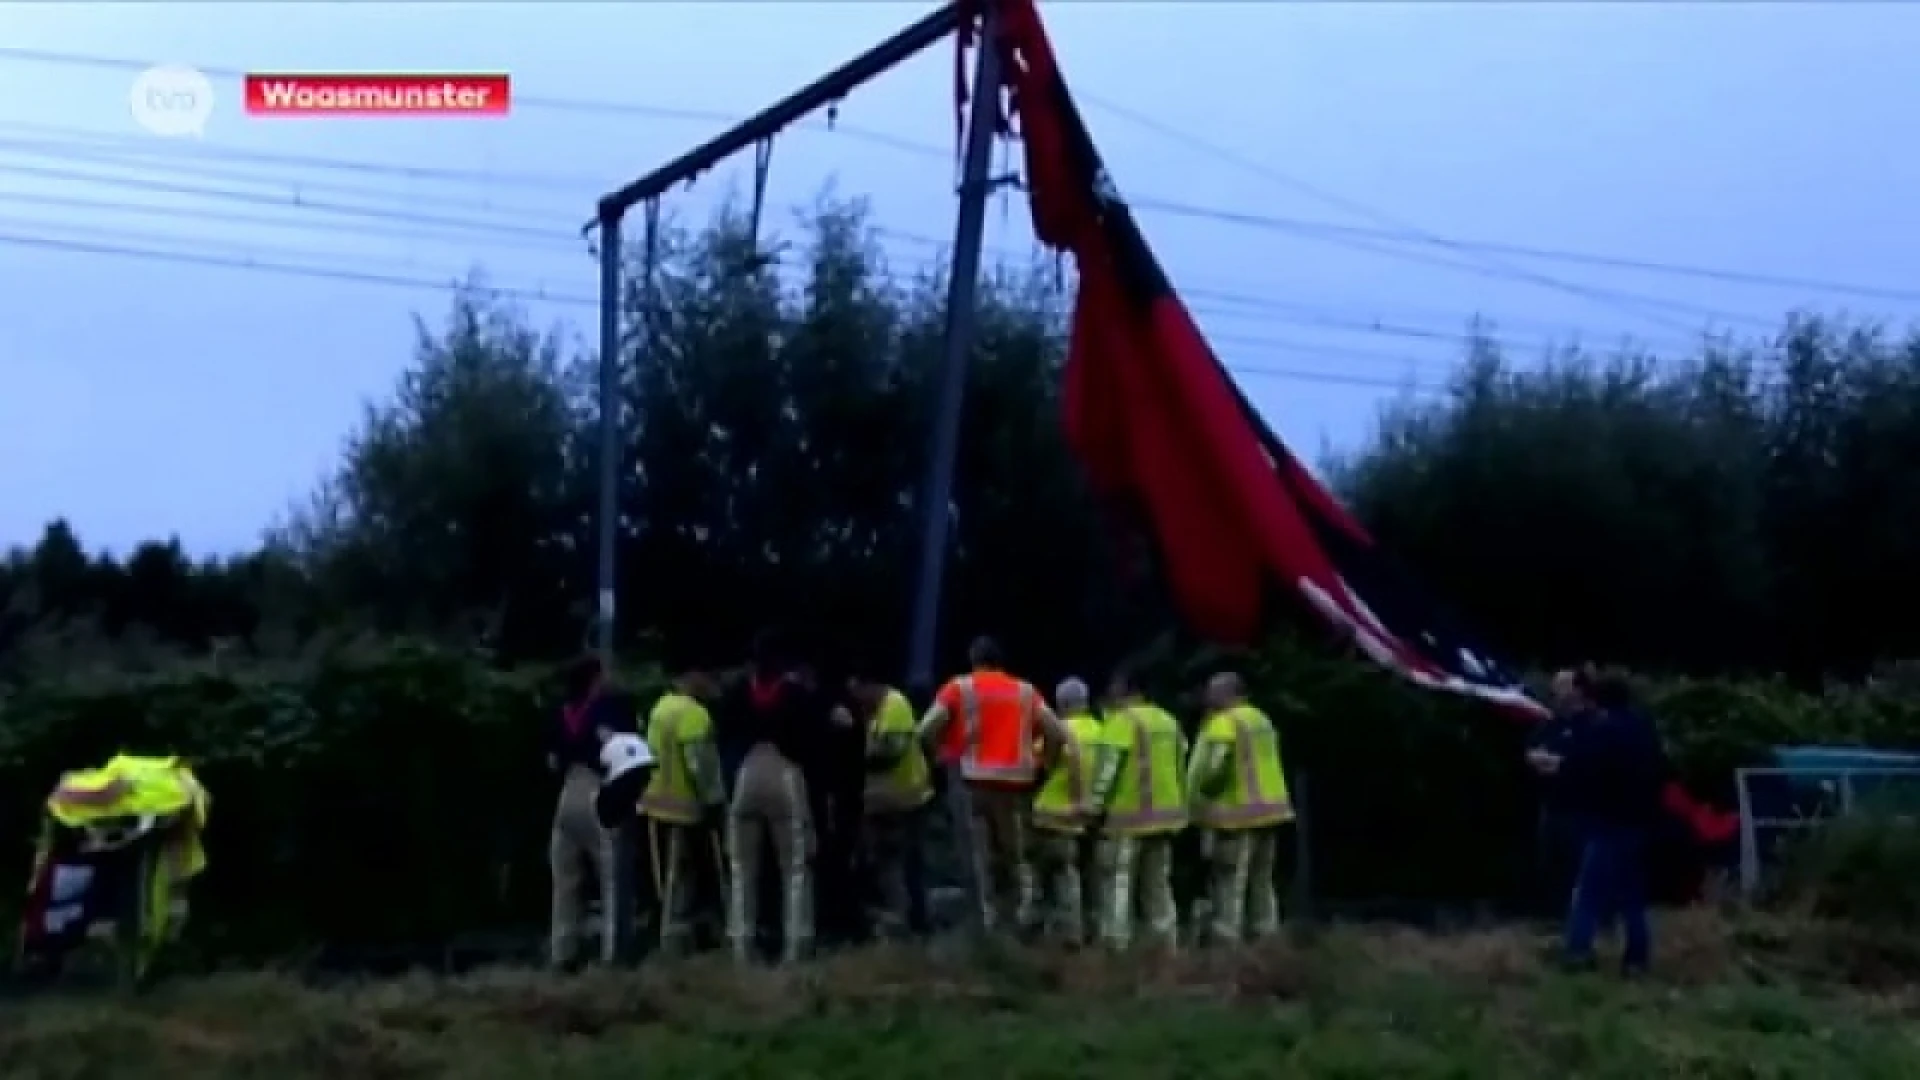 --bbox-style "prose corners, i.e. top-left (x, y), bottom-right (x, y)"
top-left (1527, 668), bottom-right (1664, 975)
top-left (1529, 669), bottom-right (1598, 918)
